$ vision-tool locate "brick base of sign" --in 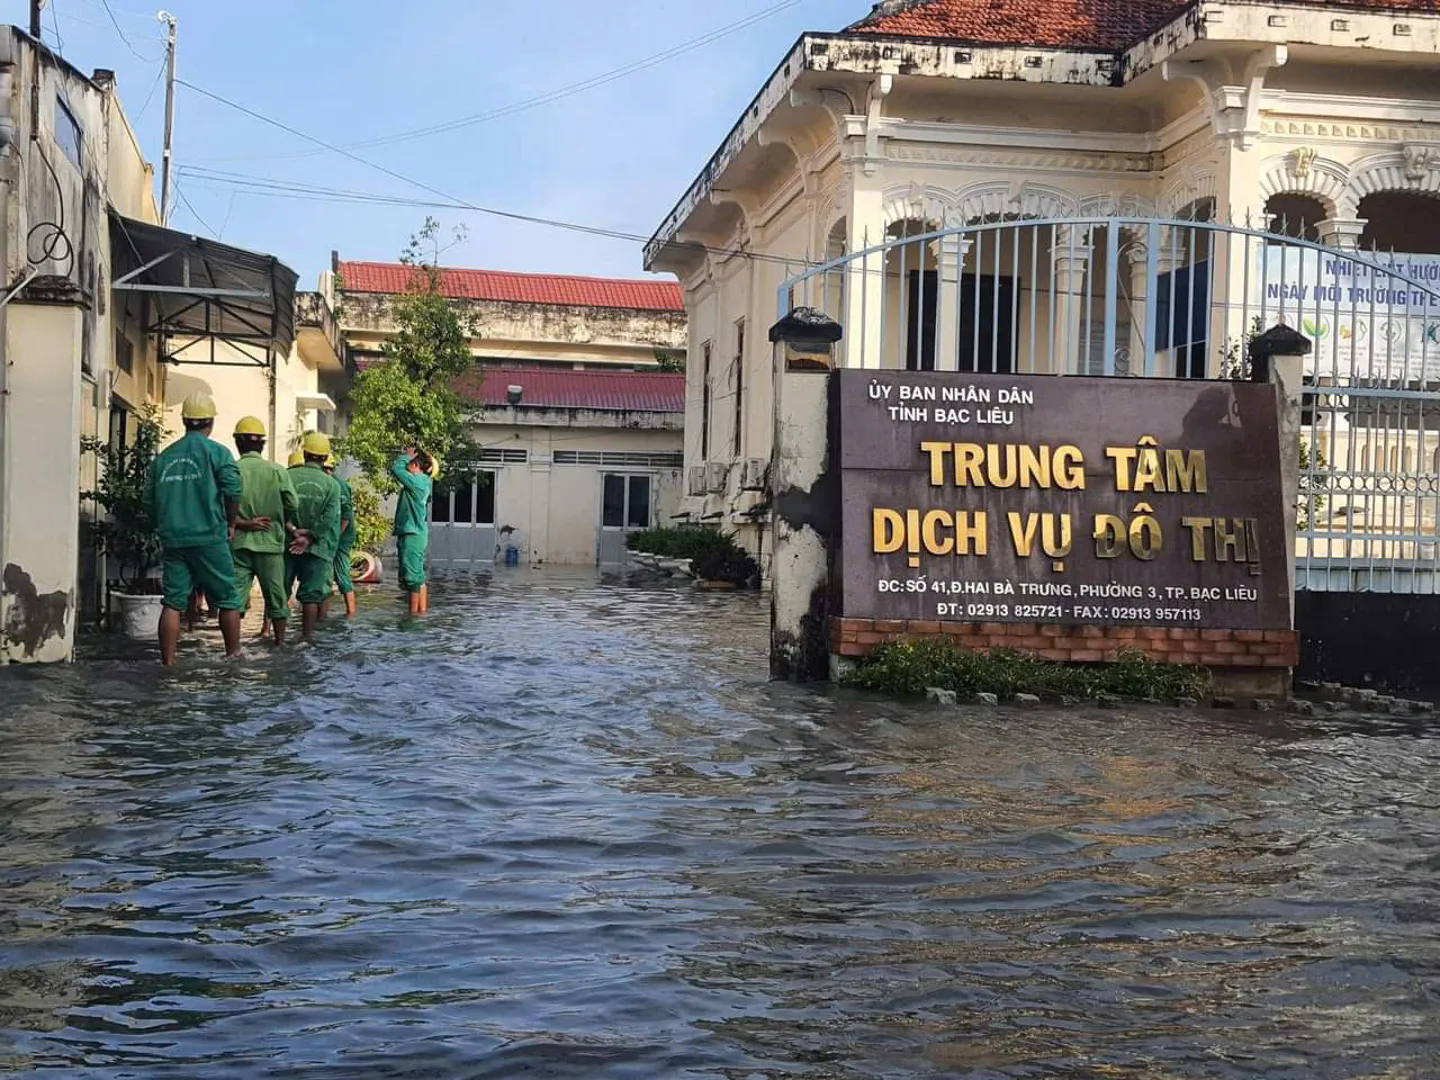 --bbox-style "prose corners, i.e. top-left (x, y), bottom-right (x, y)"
top-left (828, 618), bottom-right (1299, 669)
